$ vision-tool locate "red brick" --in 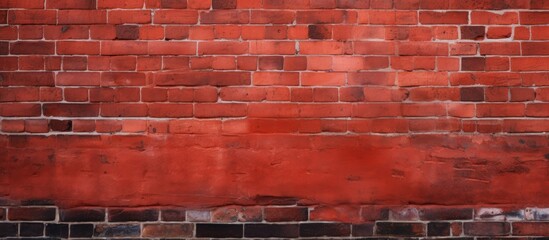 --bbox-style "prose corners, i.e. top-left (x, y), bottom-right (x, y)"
top-left (47, 0), bottom-right (97, 9)
top-left (419, 11), bottom-right (469, 24)
top-left (195, 103), bottom-right (247, 118)
top-left (44, 104), bottom-right (100, 117)
top-left (201, 10), bottom-right (249, 24)
top-left (10, 42), bottom-right (54, 55)
top-left (169, 120), bottom-right (222, 134)
top-left (57, 41), bottom-right (100, 55)
top-left (148, 104), bottom-right (193, 118)
top-left (1, 120), bottom-right (25, 133)
top-left (463, 222), bottom-right (510, 236)
top-left (57, 72), bottom-right (100, 86)
top-left (58, 10), bottom-right (107, 24)
top-left (154, 10), bottom-right (198, 24)
top-left (521, 11), bottom-right (549, 25)
top-left (143, 224), bottom-right (193, 238)
top-left (264, 207), bottom-right (308, 222)
top-left (8, 10), bottom-right (57, 25)
top-left (108, 10), bottom-right (151, 24)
